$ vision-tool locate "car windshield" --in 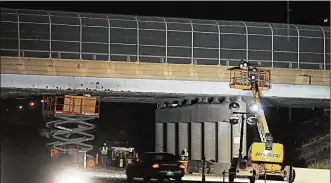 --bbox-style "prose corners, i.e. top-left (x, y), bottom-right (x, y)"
top-left (144, 153), bottom-right (178, 162)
